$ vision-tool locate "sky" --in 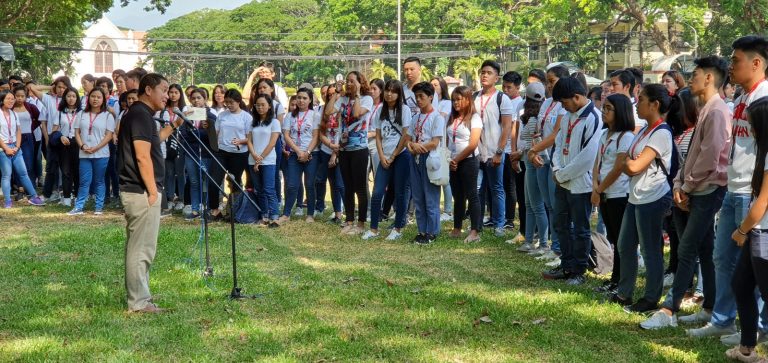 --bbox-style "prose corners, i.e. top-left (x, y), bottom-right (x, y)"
top-left (104, 0), bottom-right (251, 31)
